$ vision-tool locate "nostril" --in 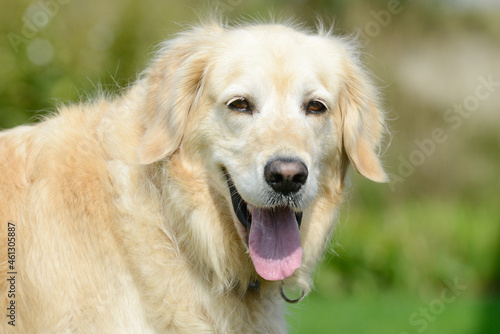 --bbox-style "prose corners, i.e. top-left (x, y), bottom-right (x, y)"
top-left (264, 158), bottom-right (308, 195)
top-left (293, 172), bottom-right (308, 185)
top-left (266, 171), bottom-right (283, 184)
